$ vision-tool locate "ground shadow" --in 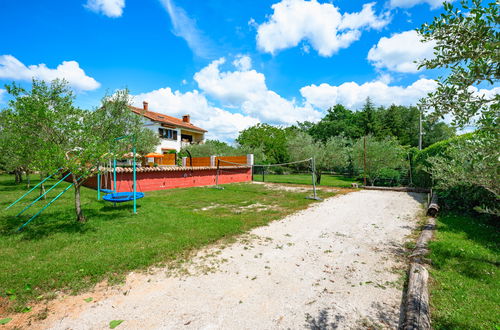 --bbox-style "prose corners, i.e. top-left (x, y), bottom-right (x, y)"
top-left (305, 310), bottom-right (345, 330)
